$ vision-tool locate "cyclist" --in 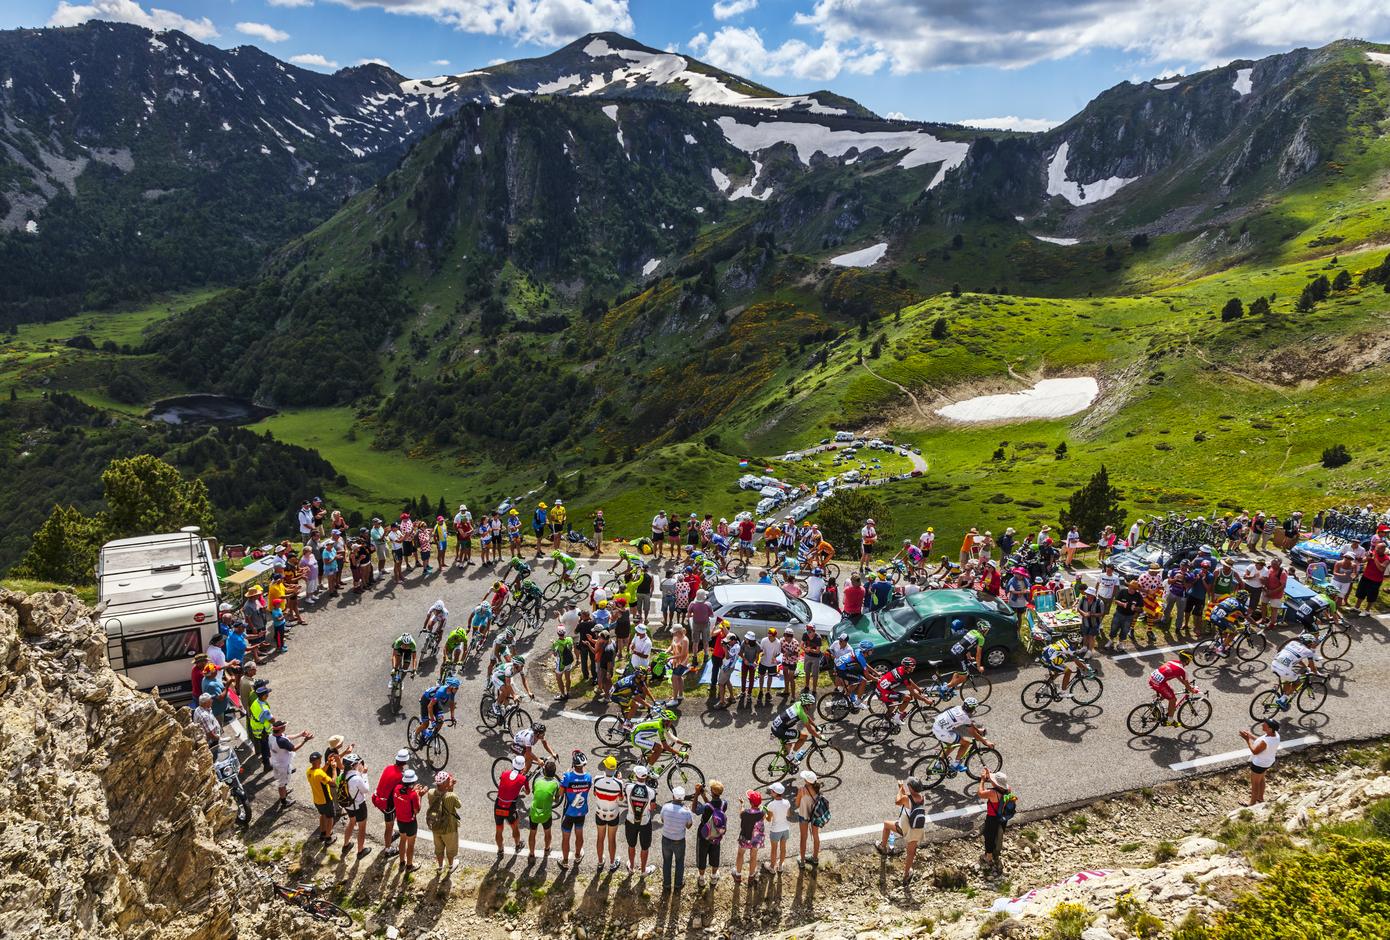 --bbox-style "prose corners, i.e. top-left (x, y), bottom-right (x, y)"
top-left (489, 580), bottom-right (510, 619)
top-left (1208, 591), bottom-right (1251, 655)
top-left (517, 577), bottom-right (544, 606)
top-left (895, 539), bottom-right (924, 574)
top-left (421, 599), bottom-right (449, 645)
top-left (932, 697), bottom-right (991, 773)
top-left (630, 707), bottom-right (691, 769)
top-left (490, 654), bottom-right (533, 713)
top-left (945, 621), bottom-right (990, 696)
top-left (487, 627), bottom-right (516, 674)
top-left (610, 668), bottom-right (655, 721)
top-left (874, 656), bottom-right (928, 725)
top-left (512, 722), bottom-right (558, 775)
top-left (833, 639), bottom-right (876, 709)
top-left (550, 548), bottom-right (582, 586)
top-left (1039, 636), bottom-right (1087, 698)
top-left (417, 676), bottom-right (462, 734)
top-left (1148, 652), bottom-right (1199, 726)
top-left (769, 692), bottom-right (822, 761)
top-left (390, 633), bottom-right (418, 677)
top-left (775, 552), bottom-right (803, 581)
top-left (506, 556), bottom-right (533, 591)
top-left (608, 546), bottom-right (644, 579)
top-left (1271, 633), bottom-right (1322, 710)
top-left (469, 601), bottom-right (493, 645)
top-left (709, 530), bottom-right (732, 567)
top-left (441, 621), bottom-right (471, 675)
